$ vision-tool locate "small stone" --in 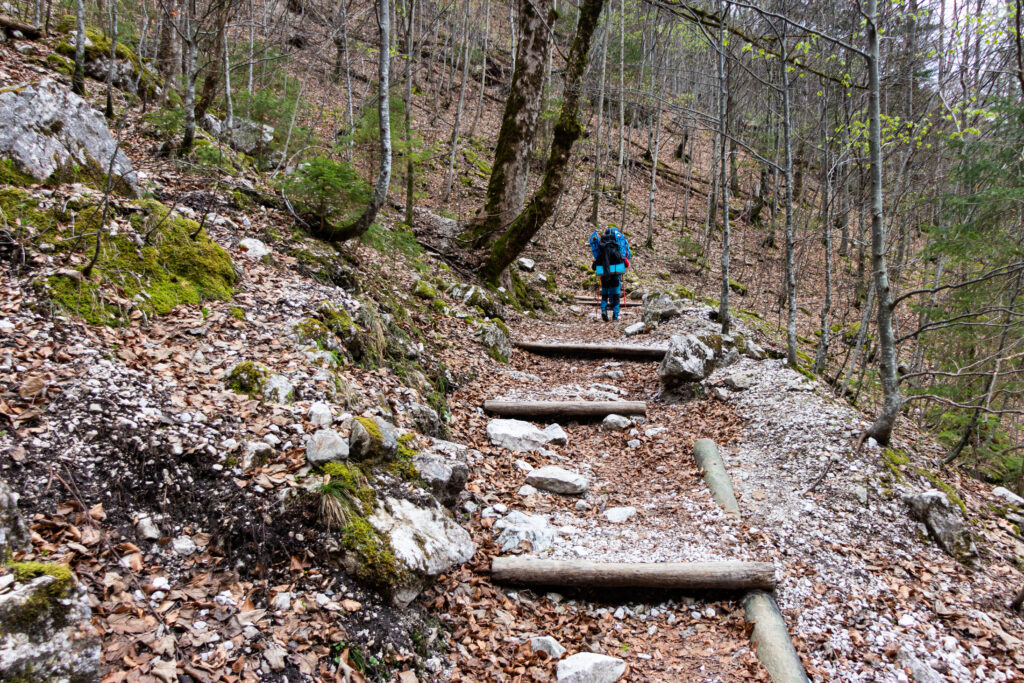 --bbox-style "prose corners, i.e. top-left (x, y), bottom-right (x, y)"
top-left (531, 635), bottom-right (566, 658)
top-left (854, 486), bottom-right (869, 505)
top-left (898, 614), bottom-right (915, 627)
top-left (135, 515), bottom-right (161, 541)
top-left (644, 427), bottom-right (668, 437)
top-left (526, 466), bottom-right (590, 495)
top-left (993, 486), bottom-right (1024, 507)
top-left (493, 503), bottom-right (508, 514)
top-left (601, 414), bottom-right (631, 431)
top-left (308, 401), bottom-right (333, 427)
top-left (626, 439), bottom-right (641, 449)
top-left (722, 371), bottom-right (756, 391)
top-left (515, 459), bottom-right (535, 472)
top-left (238, 238), bottom-right (271, 260)
top-left (305, 428), bottom-right (349, 465)
top-left (519, 485), bottom-right (539, 497)
top-left (271, 591), bottom-right (292, 611)
top-left (603, 506), bottom-right (636, 523)
top-left (623, 322), bottom-right (645, 337)
top-left (171, 536), bottom-right (197, 555)
top-left (517, 257), bottom-right (536, 272)
top-left (556, 652), bottom-right (626, 683)
top-left (543, 423), bottom-right (569, 446)
top-left (574, 500), bottom-right (590, 511)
